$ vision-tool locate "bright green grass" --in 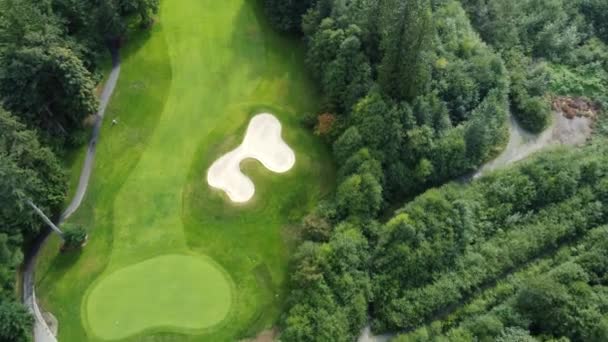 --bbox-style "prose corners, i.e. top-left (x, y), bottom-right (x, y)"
top-left (35, 0), bottom-right (333, 341)
top-left (85, 255), bottom-right (233, 340)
